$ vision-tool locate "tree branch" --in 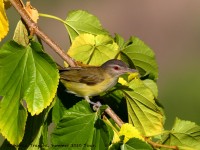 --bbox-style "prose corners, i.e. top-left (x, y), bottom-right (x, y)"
top-left (105, 106), bottom-right (124, 127)
top-left (9, 1), bottom-right (179, 149)
top-left (10, 0), bottom-right (76, 67)
top-left (10, 0), bottom-right (124, 128)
